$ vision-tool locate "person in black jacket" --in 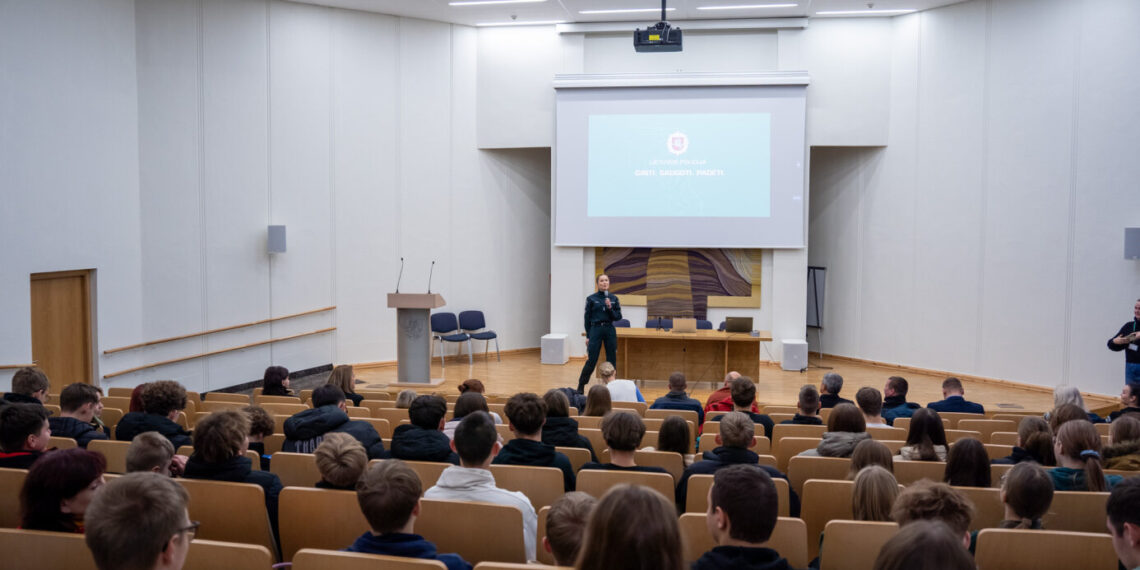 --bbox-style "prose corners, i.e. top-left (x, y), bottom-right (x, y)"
top-left (1110, 382), bottom-right (1140, 421)
top-left (1108, 299), bottom-right (1140, 384)
top-left (779, 385), bottom-right (824, 426)
top-left (576, 274), bottom-right (622, 394)
top-left (541, 389), bottom-right (596, 462)
top-left (49, 383), bottom-right (109, 448)
top-left (390, 395), bottom-right (459, 465)
top-left (114, 380), bottom-right (193, 449)
top-left (283, 384), bottom-right (386, 459)
top-left (261, 365), bottom-right (293, 397)
top-left (649, 372), bottom-right (705, 425)
top-left (493, 392), bottom-right (575, 491)
top-left (677, 412), bottom-right (799, 516)
top-left (709, 376), bottom-right (775, 439)
top-left (693, 464), bottom-right (793, 570)
top-left (2, 366), bottom-right (50, 406)
top-left (183, 410), bottom-right (283, 540)
top-left (243, 405), bottom-right (275, 471)
top-left (0, 403), bottom-right (51, 469)
top-left (819, 373), bottom-right (854, 409)
top-left (579, 410), bottom-right (667, 474)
